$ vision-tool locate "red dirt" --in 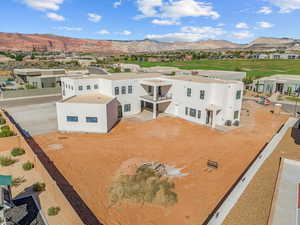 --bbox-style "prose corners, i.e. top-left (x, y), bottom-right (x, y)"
top-left (33, 105), bottom-right (288, 225)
